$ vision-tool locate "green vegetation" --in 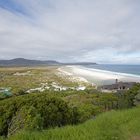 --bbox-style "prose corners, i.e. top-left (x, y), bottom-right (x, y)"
top-left (5, 107), bottom-right (140, 140)
top-left (0, 93), bottom-right (80, 136)
top-left (0, 83), bottom-right (140, 138)
top-left (0, 67), bottom-right (88, 96)
top-left (0, 67), bottom-right (140, 139)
